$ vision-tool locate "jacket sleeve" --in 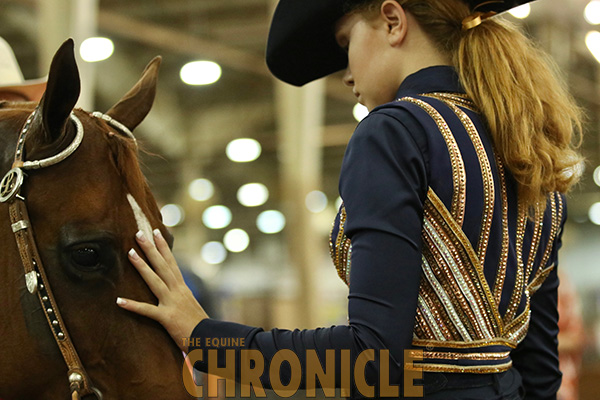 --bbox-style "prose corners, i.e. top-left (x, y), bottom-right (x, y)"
top-left (189, 108), bottom-right (429, 398)
top-left (510, 198), bottom-right (566, 400)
